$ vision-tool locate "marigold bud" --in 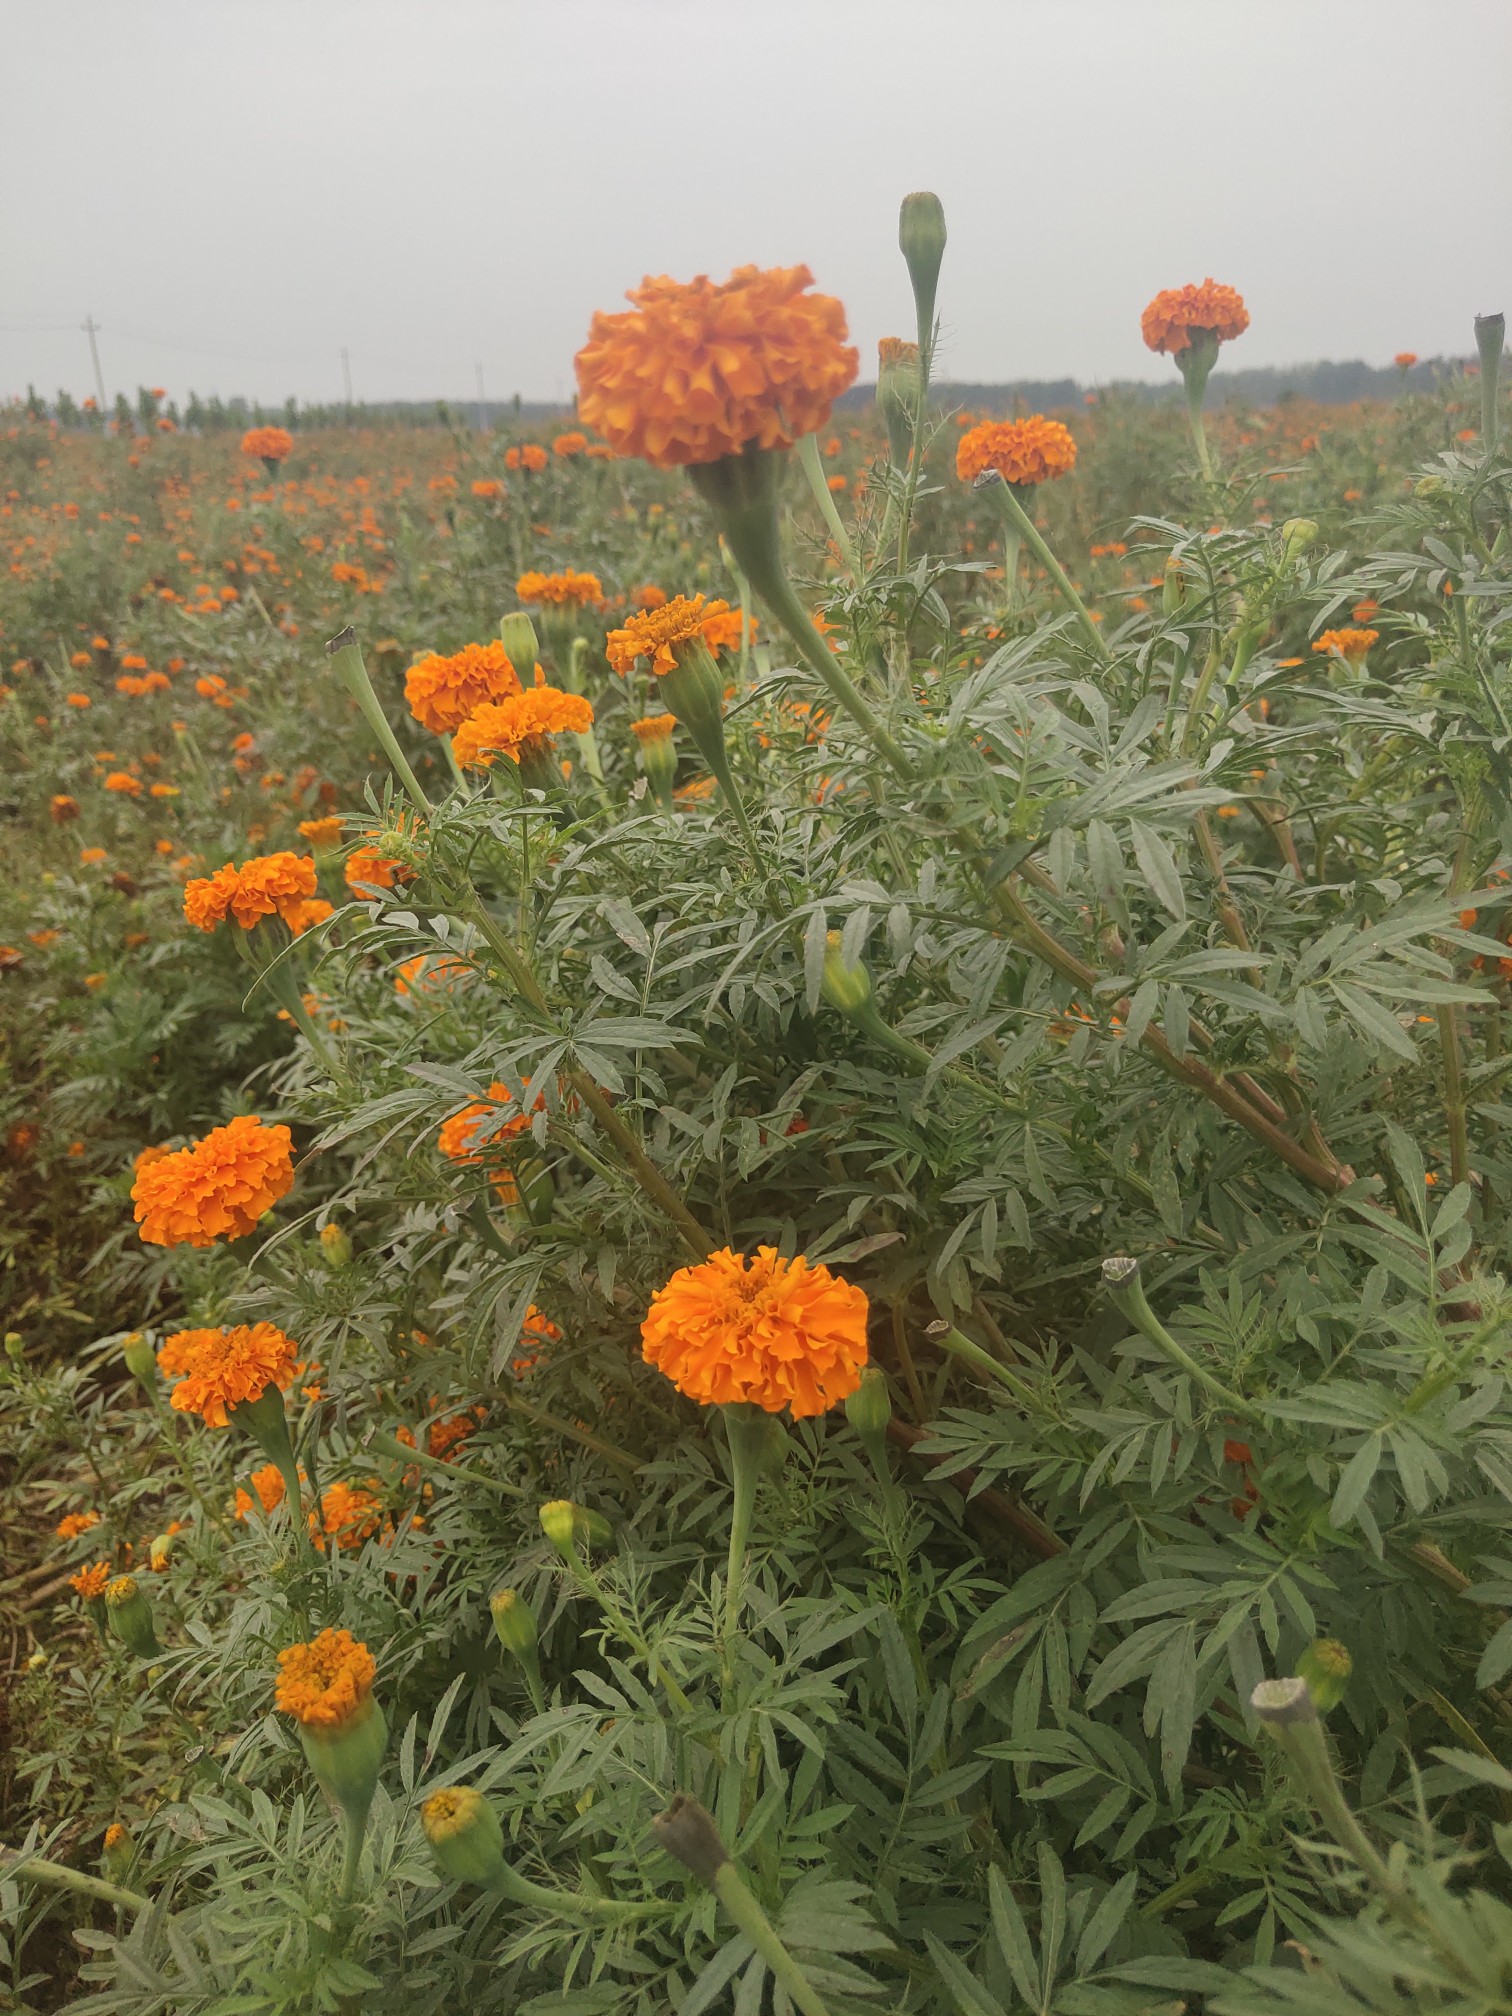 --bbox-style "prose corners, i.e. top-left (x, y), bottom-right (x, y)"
top-left (1414, 474), bottom-right (1447, 498)
top-left (105, 1575), bottom-right (160, 1659)
top-left (538, 1499), bottom-right (580, 1558)
top-left (820, 930), bottom-right (873, 1016)
top-left (4, 1332), bottom-right (23, 1363)
top-left (490, 1587), bottom-right (538, 1661)
top-left (421, 1784), bottom-right (508, 1887)
top-left (499, 612), bottom-right (539, 672)
top-left (844, 1364), bottom-right (891, 1442)
top-left (1296, 1637), bottom-right (1352, 1712)
top-left (1280, 518), bottom-right (1318, 563)
top-left (318, 1221), bottom-right (353, 1268)
top-left (898, 192), bottom-right (947, 334)
top-left (1161, 555), bottom-right (1190, 618)
top-left (100, 1823), bottom-right (135, 1886)
top-left (122, 1331), bottom-right (156, 1387)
